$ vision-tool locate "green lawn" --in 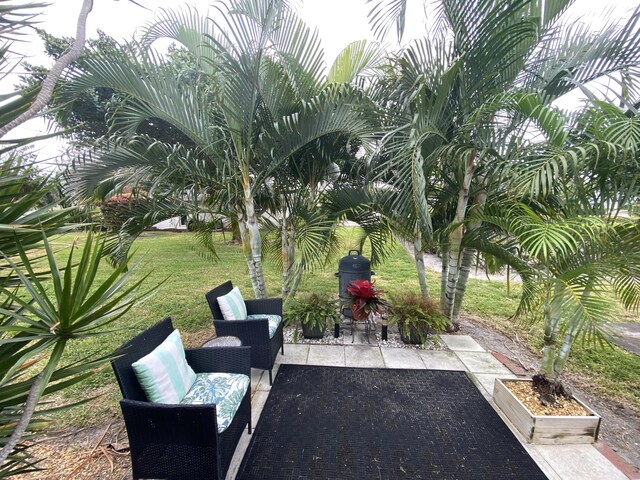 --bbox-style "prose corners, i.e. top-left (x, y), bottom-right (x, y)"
top-left (48, 230), bottom-right (639, 426)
